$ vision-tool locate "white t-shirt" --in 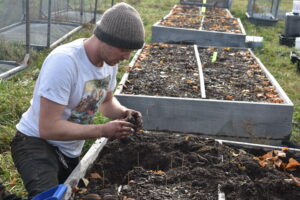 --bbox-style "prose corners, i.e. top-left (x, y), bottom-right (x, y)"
top-left (16, 38), bottom-right (118, 158)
